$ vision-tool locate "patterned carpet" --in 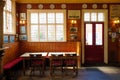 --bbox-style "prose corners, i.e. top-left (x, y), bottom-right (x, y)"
top-left (16, 67), bottom-right (120, 80)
